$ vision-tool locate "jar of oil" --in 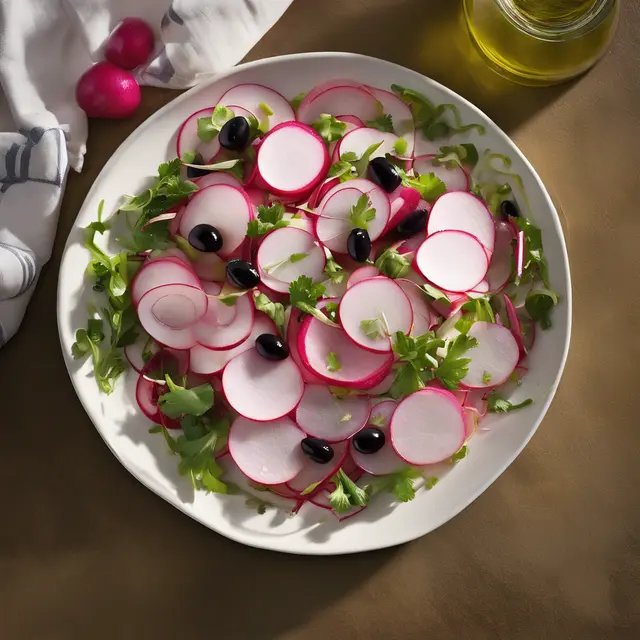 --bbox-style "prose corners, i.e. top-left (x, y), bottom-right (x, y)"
top-left (463, 0), bottom-right (619, 85)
